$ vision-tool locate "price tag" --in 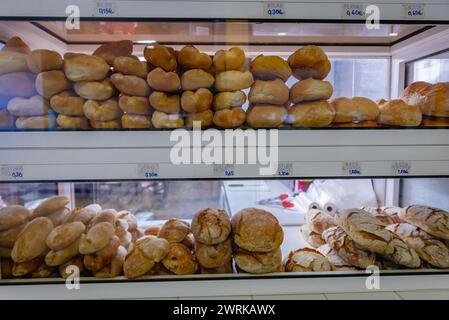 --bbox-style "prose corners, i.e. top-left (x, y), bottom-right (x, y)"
top-left (93, 1), bottom-right (117, 17)
top-left (392, 161), bottom-right (411, 175)
top-left (137, 163), bottom-right (159, 179)
top-left (342, 4), bottom-right (367, 19)
top-left (343, 161), bottom-right (363, 175)
top-left (263, 2), bottom-right (286, 18)
top-left (213, 164), bottom-right (235, 177)
top-left (276, 162), bottom-right (293, 177)
top-left (403, 4), bottom-right (426, 19)
top-left (1, 165), bottom-right (24, 180)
